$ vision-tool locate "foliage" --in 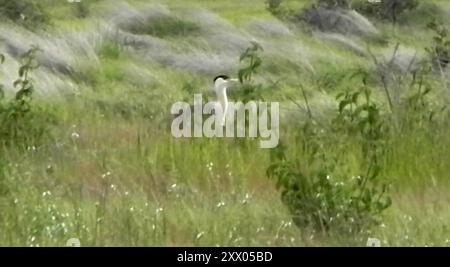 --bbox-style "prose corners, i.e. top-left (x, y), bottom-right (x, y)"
top-left (426, 20), bottom-right (450, 70)
top-left (267, 74), bottom-right (392, 235)
top-left (0, 47), bottom-right (54, 149)
top-left (234, 42), bottom-right (267, 103)
top-left (318, 0), bottom-right (351, 8)
top-left (266, 0), bottom-right (296, 20)
top-left (398, 64), bottom-right (441, 131)
top-left (0, 0), bottom-right (49, 29)
top-left (73, 1), bottom-right (90, 19)
top-left (266, 0), bottom-right (287, 19)
top-left (238, 42), bottom-right (264, 84)
top-left (353, 0), bottom-right (418, 24)
top-left (127, 15), bottom-right (200, 38)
